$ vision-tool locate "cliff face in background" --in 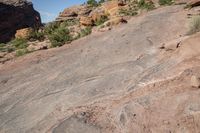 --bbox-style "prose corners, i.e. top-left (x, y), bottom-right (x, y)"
top-left (0, 0), bottom-right (41, 43)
